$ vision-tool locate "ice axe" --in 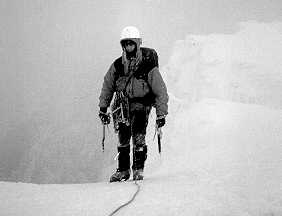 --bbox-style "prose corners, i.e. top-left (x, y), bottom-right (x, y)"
top-left (101, 113), bottom-right (110, 152)
top-left (154, 125), bottom-right (162, 155)
top-left (101, 125), bottom-right (105, 152)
